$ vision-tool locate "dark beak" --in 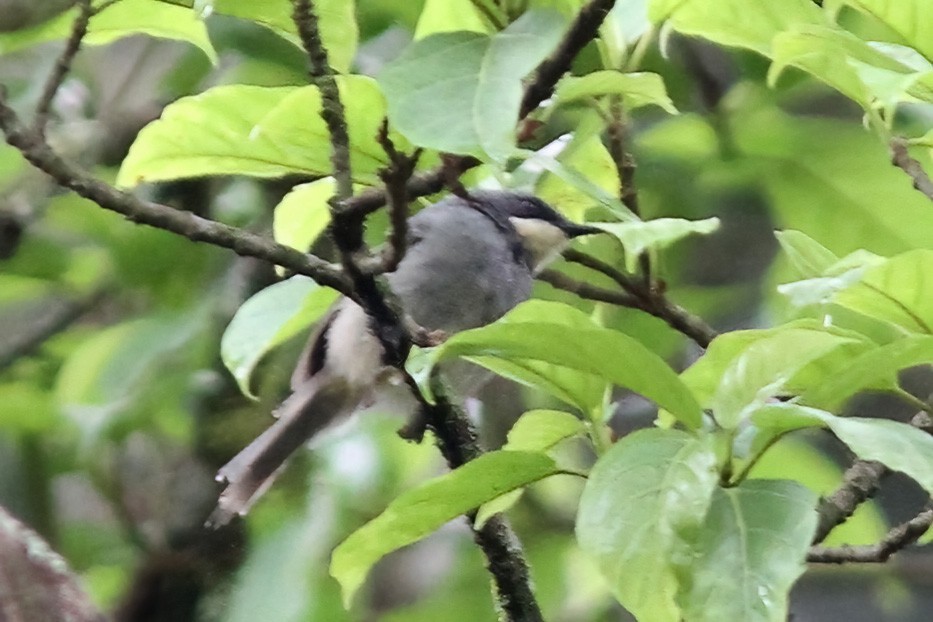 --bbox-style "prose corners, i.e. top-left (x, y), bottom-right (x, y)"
top-left (561, 222), bottom-right (604, 238)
